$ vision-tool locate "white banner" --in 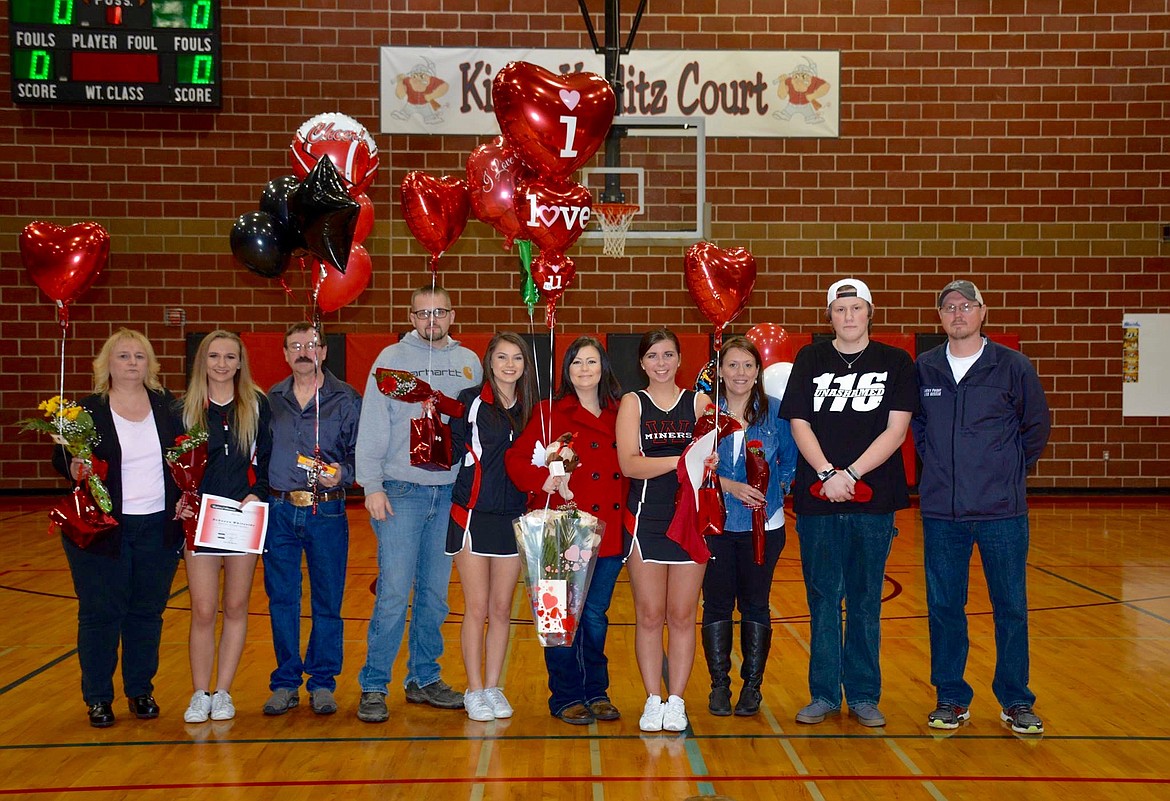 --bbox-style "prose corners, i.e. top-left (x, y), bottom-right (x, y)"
top-left (380, 47), bottom-right (839, 138)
